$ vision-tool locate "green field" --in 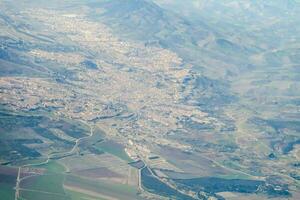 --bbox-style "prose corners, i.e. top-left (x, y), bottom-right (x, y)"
top-left (20, 190), bottom-right (68, 200)
top-left (94, 141), bottom-right (132, 162)
top-left (65, 189), bottom-right (107, 200)
top-left (21, 173), bottom-right (66, 195)
top-left (39, 160), bottom-right (66, 173)
top-left (16, 159), bottom-right (139, 200)
top-left (65, 175), bottom-right (140, 200)
top-left (0, 183), bottom-right (15, 200)
top-left (0, 167), bottom-right (17, 200)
